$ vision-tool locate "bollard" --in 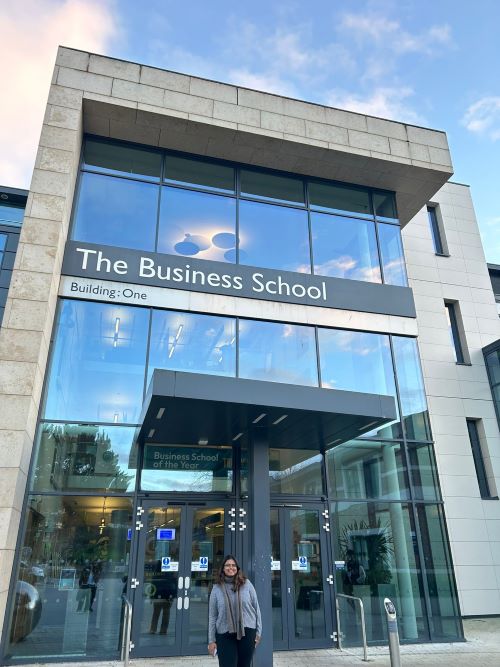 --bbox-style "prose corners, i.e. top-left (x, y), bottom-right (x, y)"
top-left (384, 598), bottom-right (402, 667)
